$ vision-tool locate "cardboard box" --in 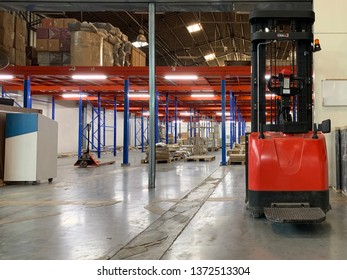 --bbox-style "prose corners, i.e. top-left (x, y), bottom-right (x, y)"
top-left (59, 38), bottom-right (70, 52)
top-left (37, 52), bottom-right (50, 65)
top-left (36, 27), bottom-right (49, 39)
top-left (62, 52), bottom-right (71, 65)
top-left (70, 31), bottom-right (103, 66)
top-left (49, 52), bottom-right (62, 65)
top-left (9, 47), bottom-right (16, 65)
top-left (15, 16), bottom-right (26, 36)
top-left (49, 28), bottom-right (61, 39)
top-left (36, 39), bottom-right (48, 51)
top-left (0, 11), bottom-right (15, 30)
top-left (14, 34), bottom-right (26, 51)
top-left (52, 18), bottom-right (64, 28)
top-left (60, 28), bottom-right (70, 39)
top-left (15, 49), bottom-right (26, 66)
top-left (130, 47), bottom-right (146, 66)
top-left (48, 39), bottom-right (60, 52)
top-left (41, 18), bottom-right (53, 28)
top-left (0, 27), bottom-right (15, 49)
